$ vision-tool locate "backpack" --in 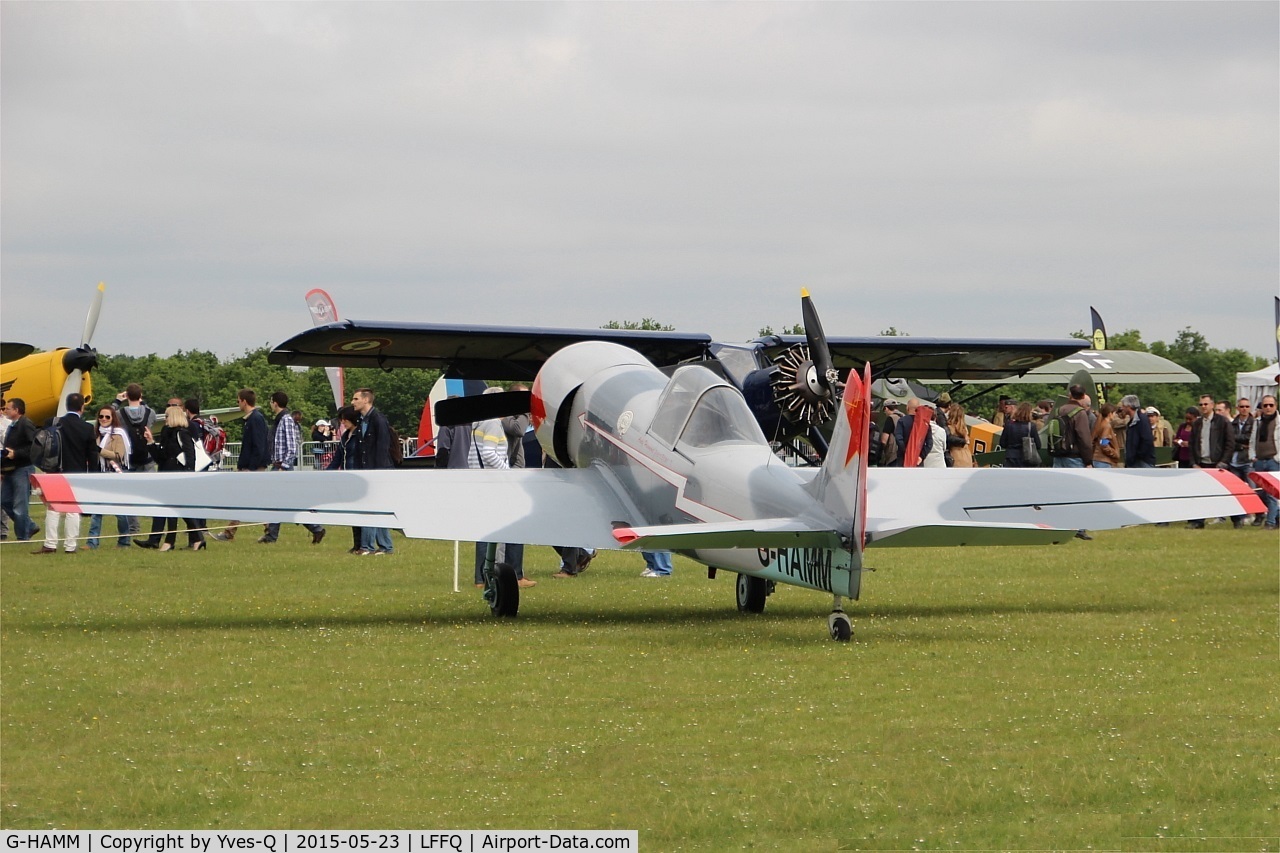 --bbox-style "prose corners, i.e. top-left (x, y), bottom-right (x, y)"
top-left (194, 417), bottom-right (227, 459)
top-left (388, 425), bottom-right (404, 467)
top-left (1048, 406), bottom-right (1082, 458)
top-left (118, 406), bottom-right (153, 470)
top-left (32, 420), bottom-right (63, 473)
